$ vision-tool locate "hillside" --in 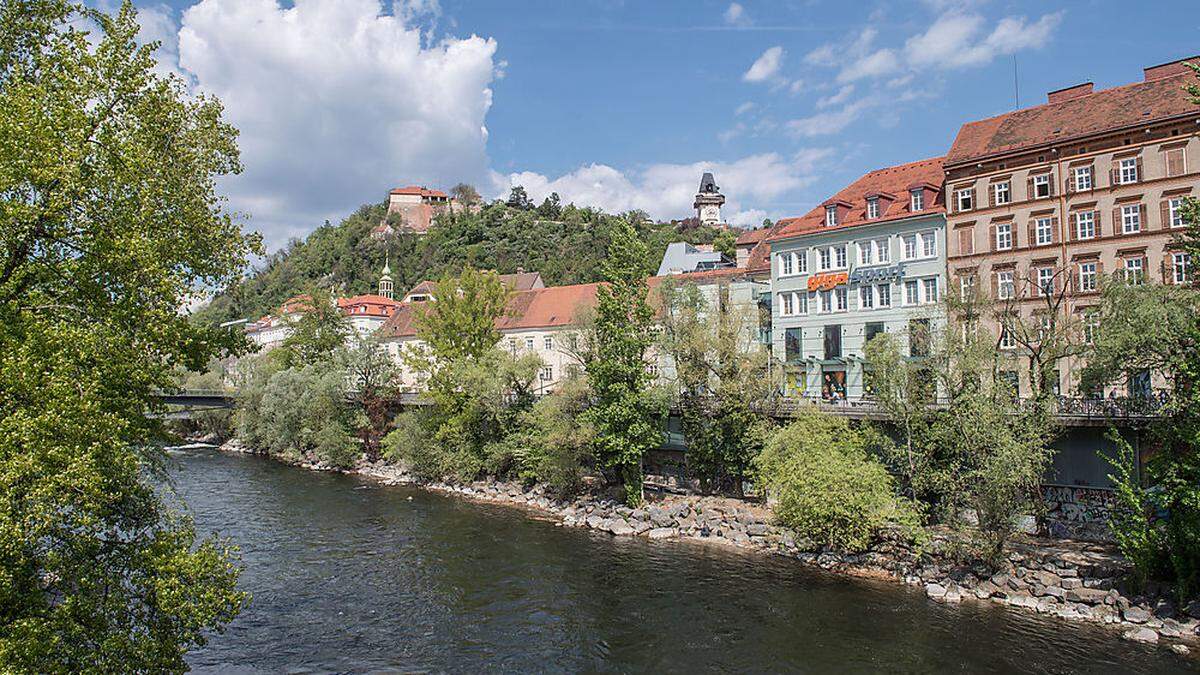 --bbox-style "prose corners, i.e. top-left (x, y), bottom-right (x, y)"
top-left (195, 199), bottom-right (725, 325)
